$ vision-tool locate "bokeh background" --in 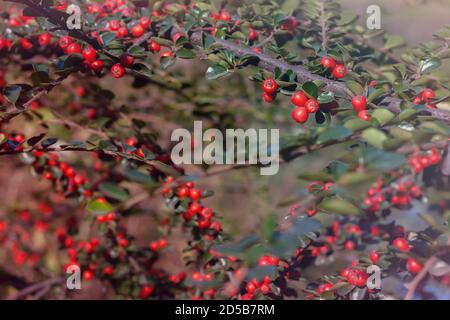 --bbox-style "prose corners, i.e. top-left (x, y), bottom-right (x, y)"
top-left (1, 0), bottom-right (450, 299)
